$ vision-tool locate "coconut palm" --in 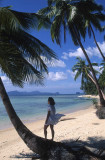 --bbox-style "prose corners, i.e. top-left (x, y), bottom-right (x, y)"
top-left (0, 6), bottom-right (60, 156)
top-left (74, 0), bottom-right (105, 61)
top-left (99, 61), bottom-right (105, 93)
top-left (38, 0), bottom-right (105, 106)
top-left (72, 57), bottom-right (105, 98)
top-left (72, 57), bottom-right (99, 85)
